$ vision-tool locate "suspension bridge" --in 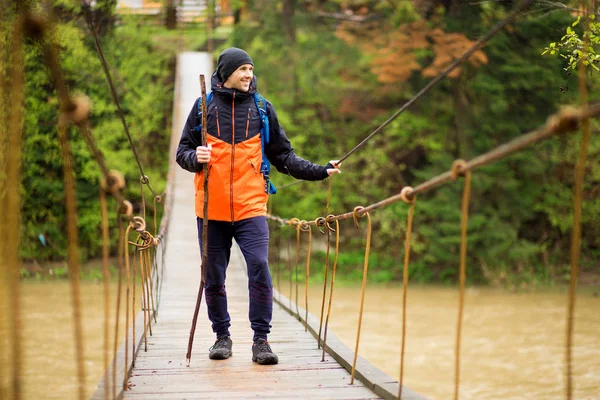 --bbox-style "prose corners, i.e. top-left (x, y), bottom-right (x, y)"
top-left (1, 2), bottom-right (599, 400)
top-left (88, 51), bottom-right (421, 400)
